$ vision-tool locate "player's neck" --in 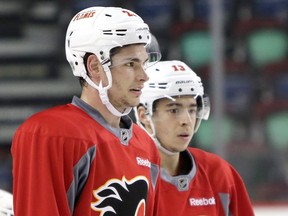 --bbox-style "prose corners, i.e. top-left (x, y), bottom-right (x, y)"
top-left (160, 152), bottom-right (181, 176)
top-left (80, 91), bottom-right (121, 128)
